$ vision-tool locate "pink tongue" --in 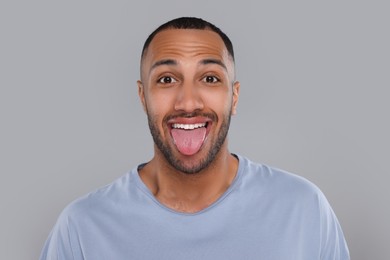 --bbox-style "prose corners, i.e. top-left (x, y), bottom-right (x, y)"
top-left (171, 127), bottom-right (207, 156)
